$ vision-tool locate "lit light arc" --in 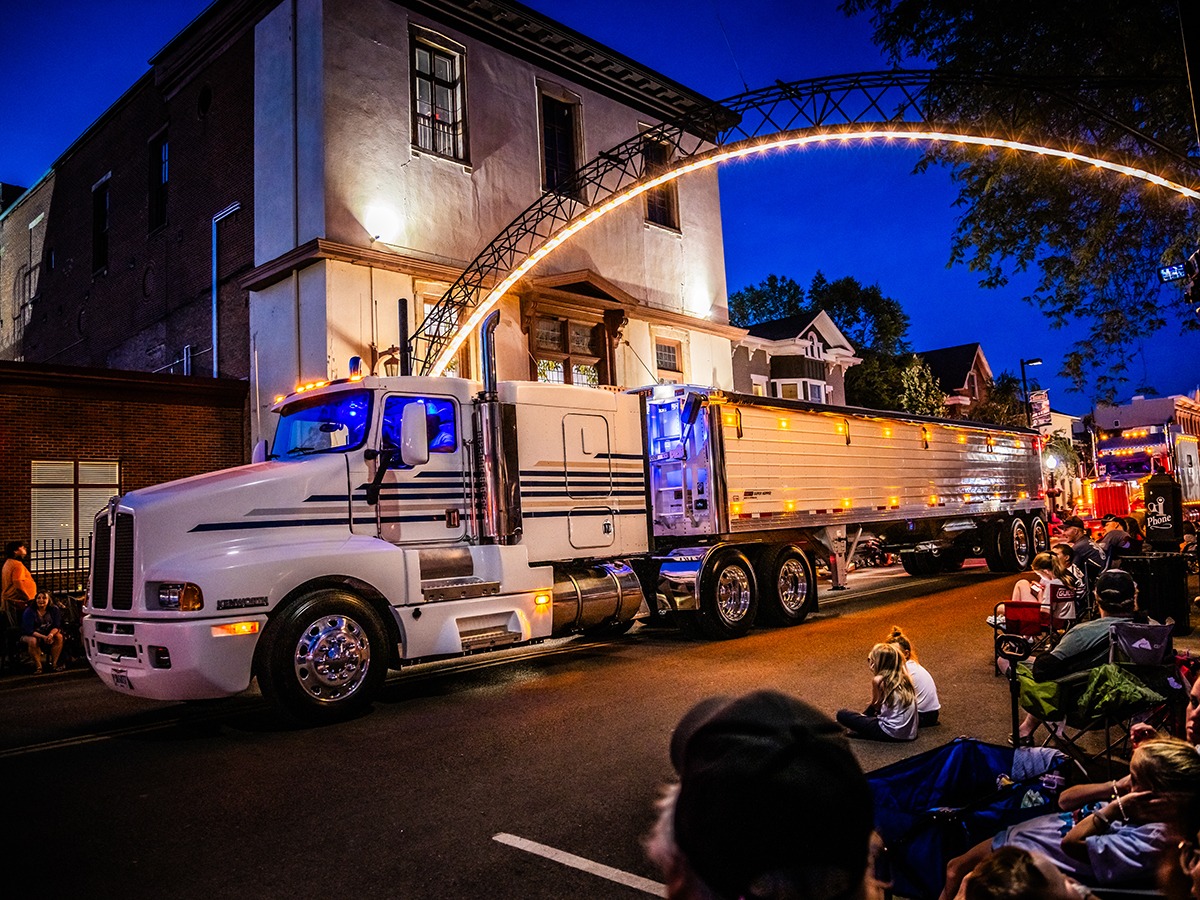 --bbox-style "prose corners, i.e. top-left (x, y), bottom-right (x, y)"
top-left (429, 125), bottom-right (1200, 376)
